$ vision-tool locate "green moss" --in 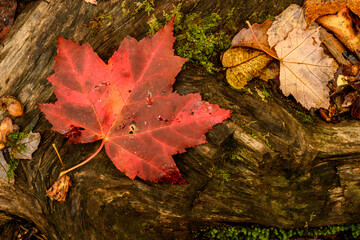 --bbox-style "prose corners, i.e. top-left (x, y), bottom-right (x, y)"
top-left (304, 212), bottom-right (316, 229)
top-left (255, 87), bottom-right (270, 103)
top-left (240, 121), bottom-right (275, 150)
top-left (5, 132), bottom-right (29, 182)
top-left (288, 107), bottom-right (316, 125)
top-left (174, 12), bottom-right (231, 73)
top-left (251, 13), bottom-right (276, 23)
top-left (195, 223), bottom-right (360, 240)
top-left (208, 166), bottom-right (233, 183)
top-left (266, 14), bottom-right (276, 21)
top-left (121, 1), bottom-right (129, 16)
top-left (164, 3), bottom-right (183, 24)
top-left (6, 155), bottom-right (18, 183)
top-left (135, 0), bottom-right (155, 15)
top-left (250, 132), bottom-right (274, 150)
top-left (227, 145), bottom-right (259, 170)
top-left (231, 154), bottom-right (244, 161)
top-left (218, 169), bottom-right (232, 183)
top-left (225, 8), bottom-right (237, 31)
top-left (145, 4), bottom-right (232, 73)
top-left (7, 132), bottom-right (26, 142)
top-left (88, 13), bottom-right (113, 36)
top-left (261, 87), bottom-right (270, 98)
top-left (147, 14), bottom-right (163, 34)
top-left (147, 3), bottom-right (182, 34)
